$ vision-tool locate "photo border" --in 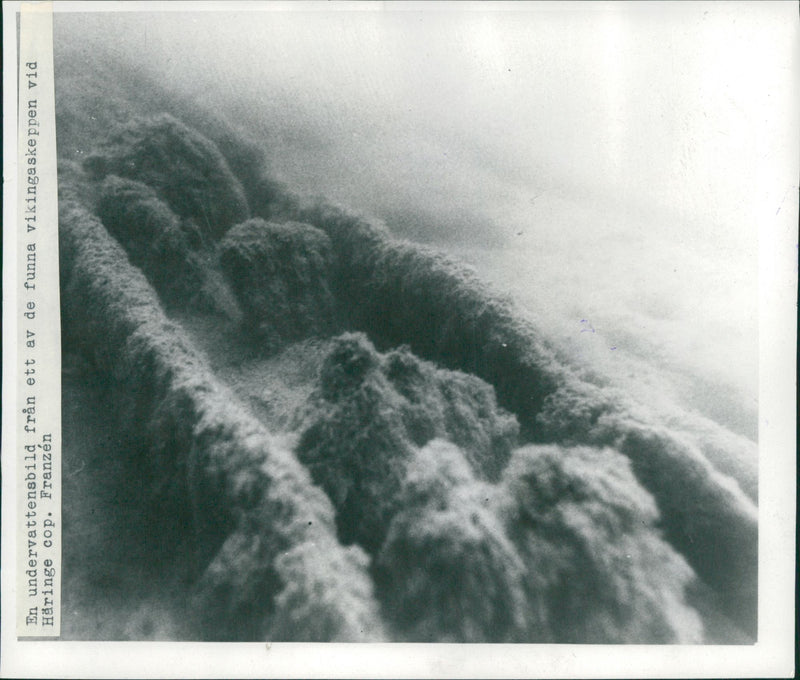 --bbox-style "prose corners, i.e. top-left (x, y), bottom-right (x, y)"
top-left (2, 2), bottom-right (796, 677)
